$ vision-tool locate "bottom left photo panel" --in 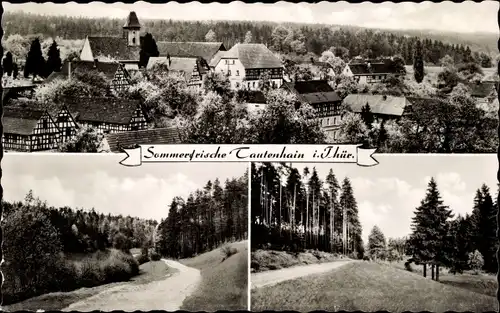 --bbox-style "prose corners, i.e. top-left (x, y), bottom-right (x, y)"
top-left (1, 154), bottom-right (249, 312)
